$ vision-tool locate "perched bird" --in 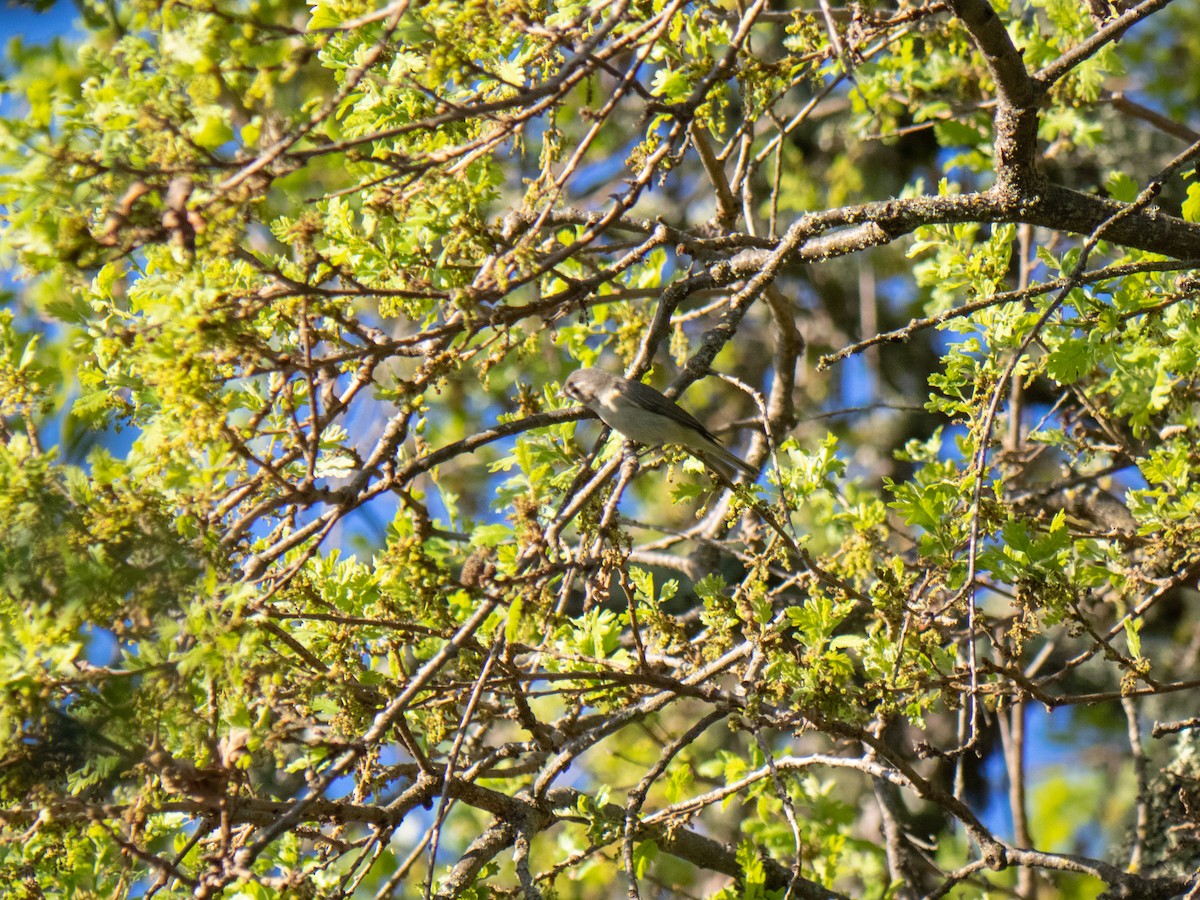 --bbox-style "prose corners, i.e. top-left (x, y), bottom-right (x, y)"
top-left (561, 367), bottom-right (756, 481)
